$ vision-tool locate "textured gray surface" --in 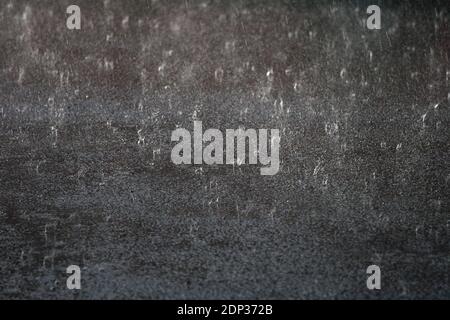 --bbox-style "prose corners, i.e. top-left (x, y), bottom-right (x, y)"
top-left (0, 0), bottom-right (449, 299)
